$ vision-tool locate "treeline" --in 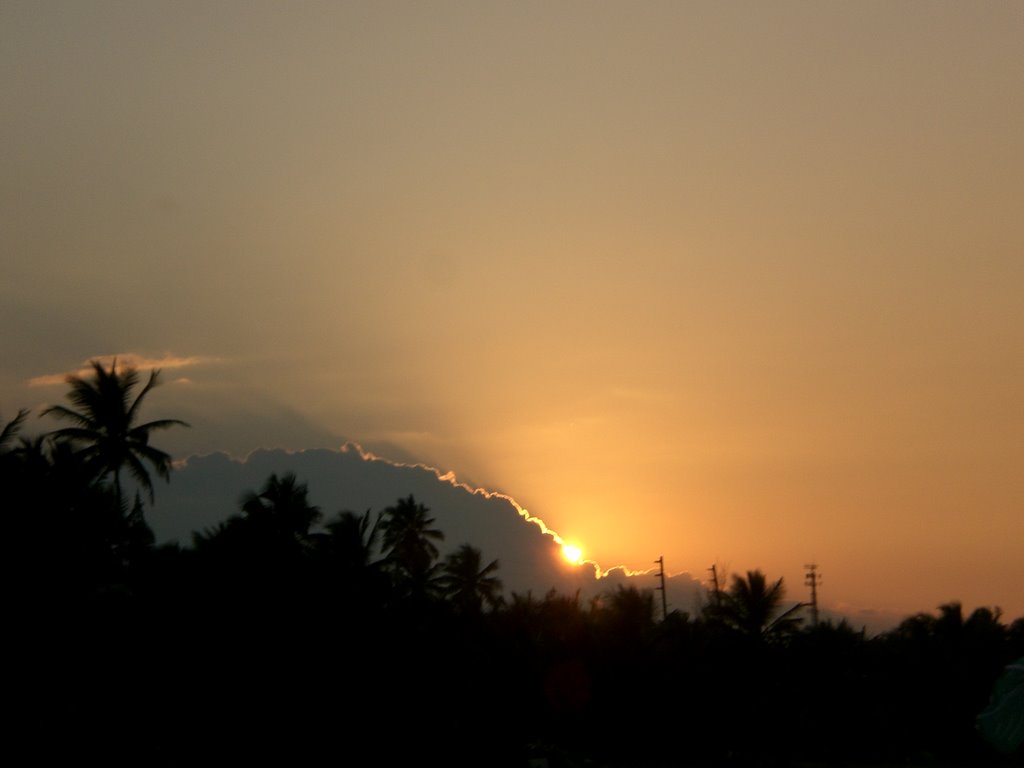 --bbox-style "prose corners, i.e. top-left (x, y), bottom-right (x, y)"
top-left (2, 364), bottom-right (1022, 766)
